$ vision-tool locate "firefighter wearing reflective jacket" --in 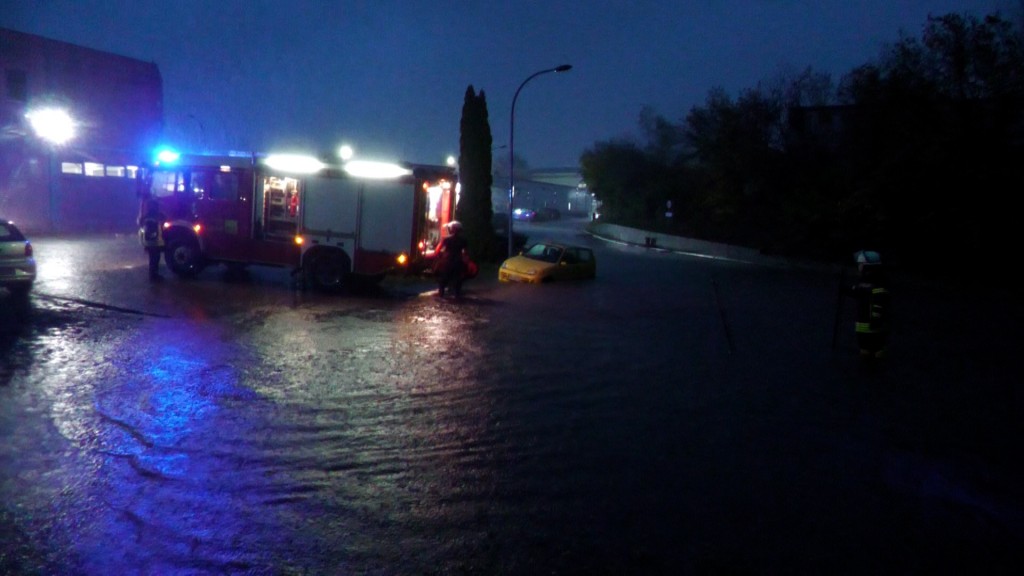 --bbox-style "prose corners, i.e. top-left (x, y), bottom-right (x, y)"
top-left (138, 198), bottom-right (166, 280)
top-left (849, 250), bottom-right (890, 358)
